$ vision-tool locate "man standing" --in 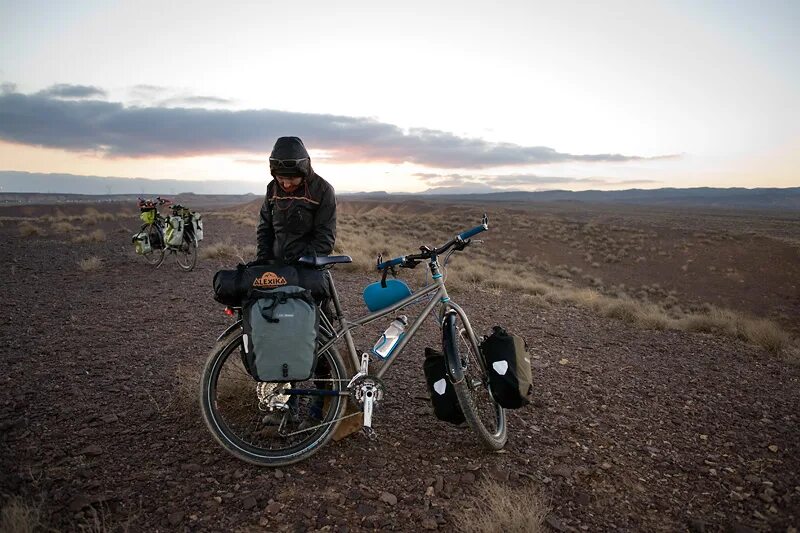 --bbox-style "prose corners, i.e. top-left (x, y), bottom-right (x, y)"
top-left (257, 136), bottom-right (336, 263)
